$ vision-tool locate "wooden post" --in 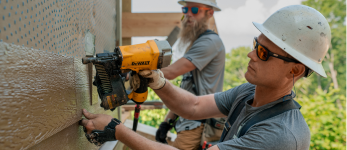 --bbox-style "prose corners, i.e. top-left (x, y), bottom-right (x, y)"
top-left (122, 0), bottom-right (132, 45)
